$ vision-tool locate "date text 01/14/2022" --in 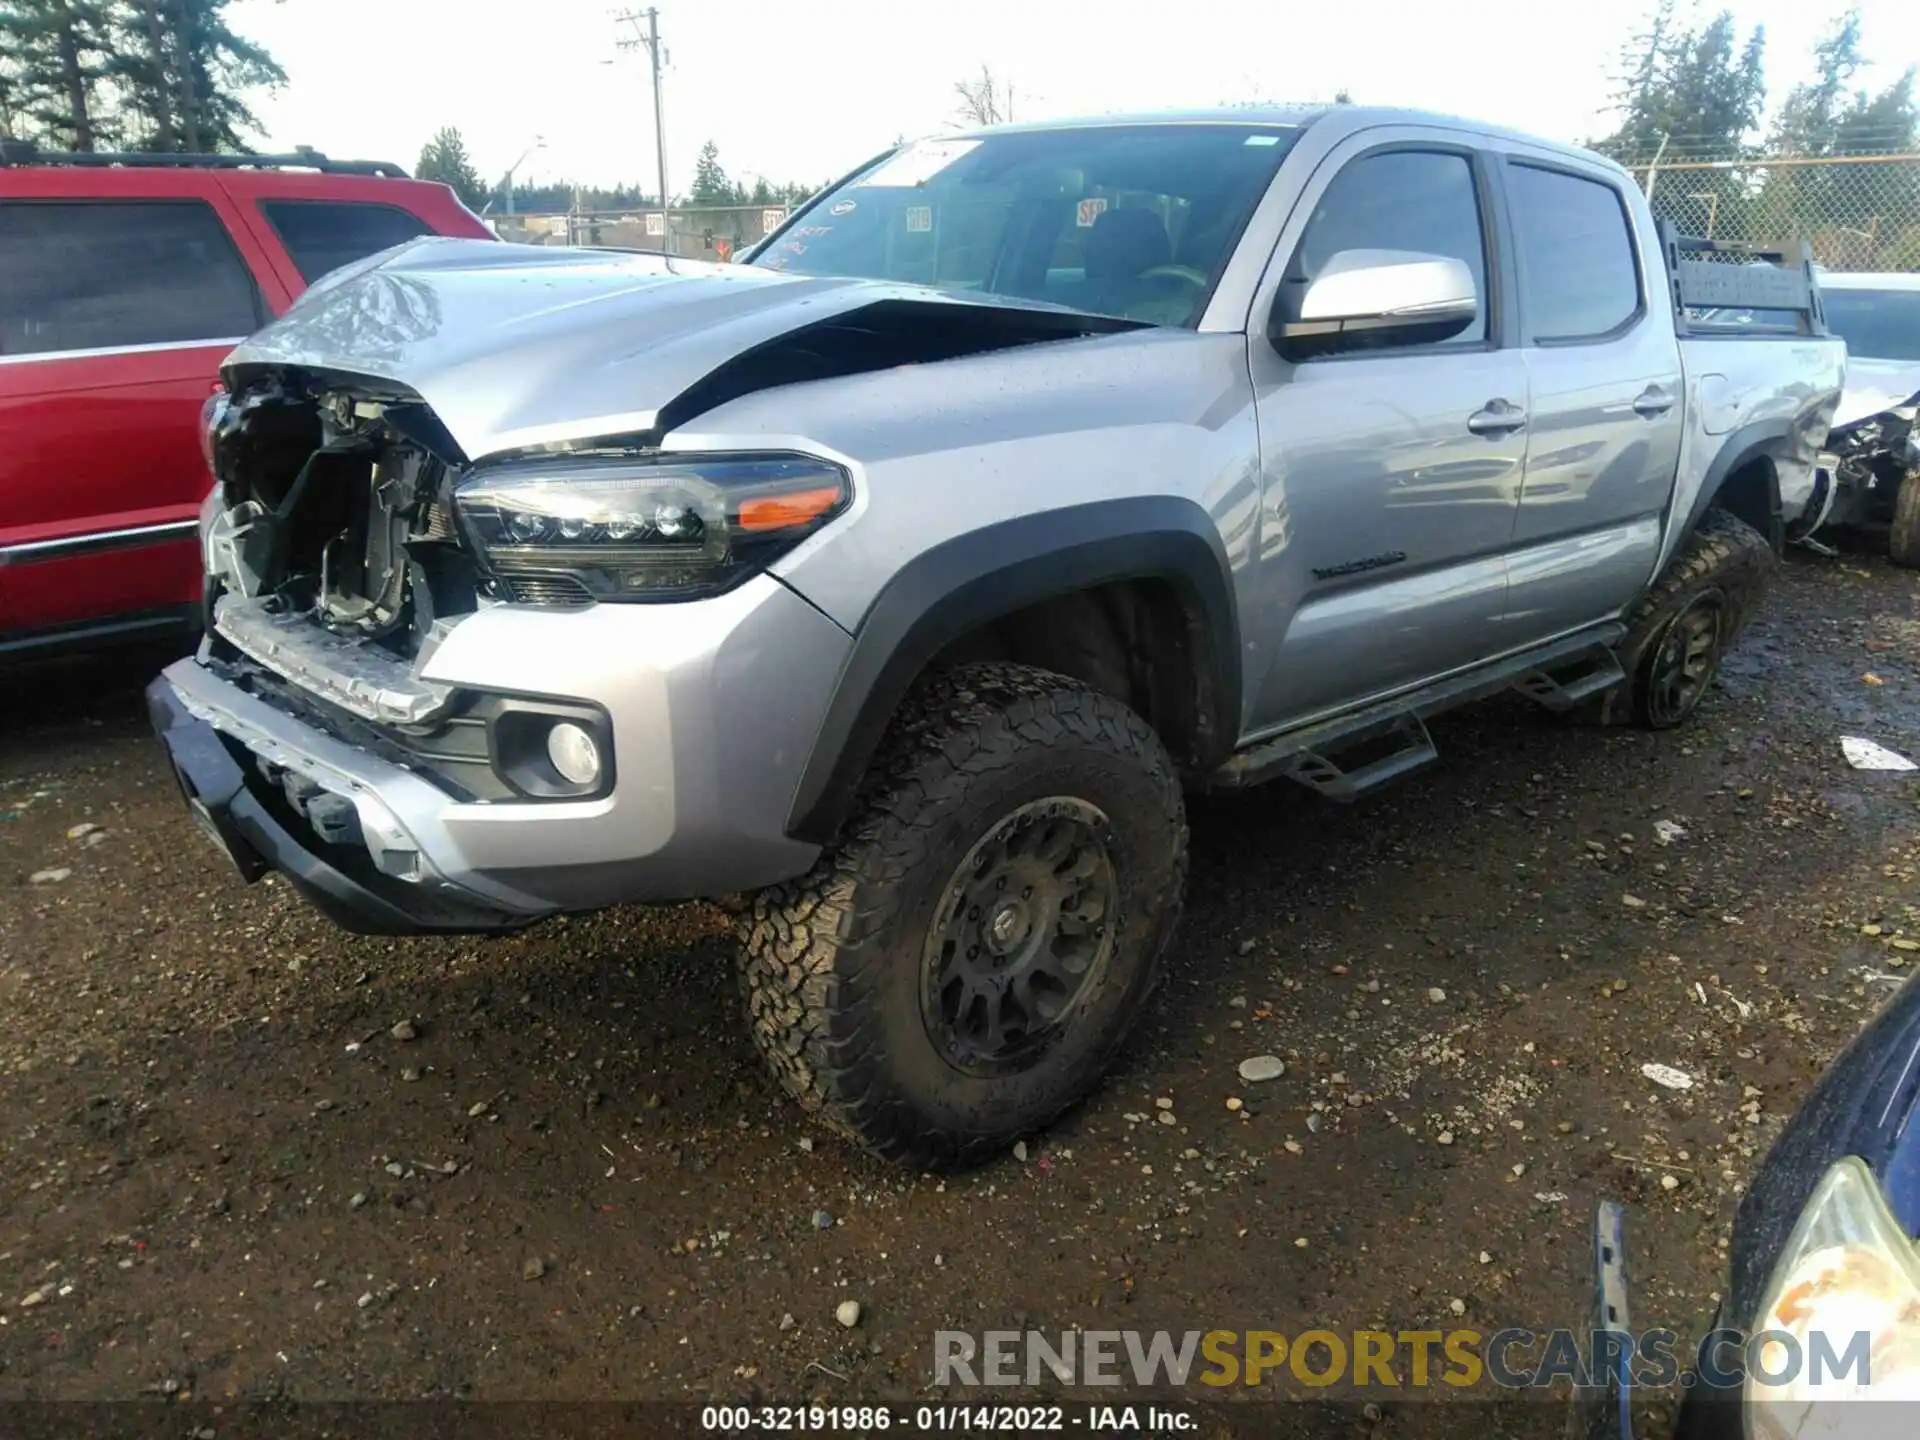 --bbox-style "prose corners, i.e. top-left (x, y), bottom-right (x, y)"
top-left (698, 1403), bottom-right (1197, 1432)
